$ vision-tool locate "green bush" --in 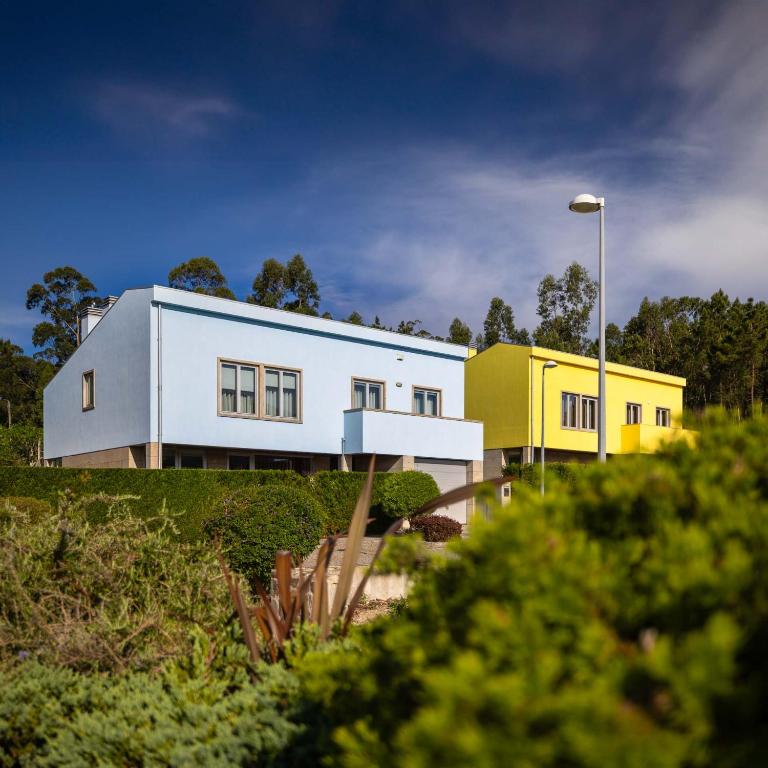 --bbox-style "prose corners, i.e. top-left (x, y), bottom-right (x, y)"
top-left (503, 460), bottom-right (582, 486)
top-left (378, 471), bottom-right (440, 519)
top-left (290, 414), bottom-right (768, 767)
top-left (310, 471), bottom-right (388, 534)
top-left (205, 485), bottom-right (326, 588)
top-left (0, 655), bottom-right (300, 767)
top-left (0, 493), bottom-right (230, 671)
top-left (1, 495), bottom-right (52, 522)
top-left (0, 466), bottom-right (307, 540)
